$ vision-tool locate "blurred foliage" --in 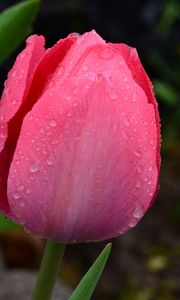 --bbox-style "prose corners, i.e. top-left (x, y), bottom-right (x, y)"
top-left (148, 0), bottom-right (180, 154)
top-left (156, 0), bottom-right (180, 36)
top-left (0, 213), bottom-right (20, 232)
top-left (0, 0), bottom-right (41, 65)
